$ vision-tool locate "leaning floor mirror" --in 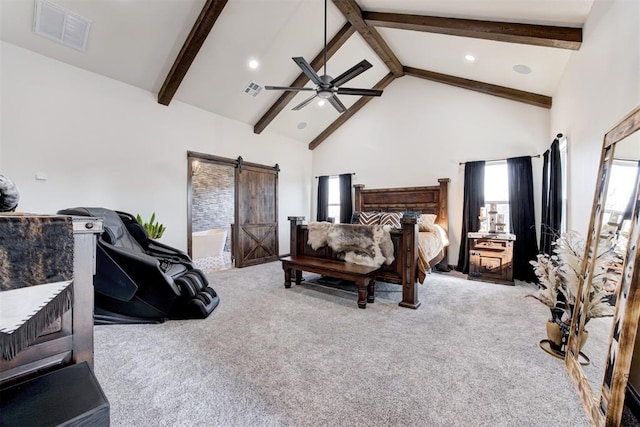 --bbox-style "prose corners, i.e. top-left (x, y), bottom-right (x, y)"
top-left (566, 105), bottom-right (640, 426)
